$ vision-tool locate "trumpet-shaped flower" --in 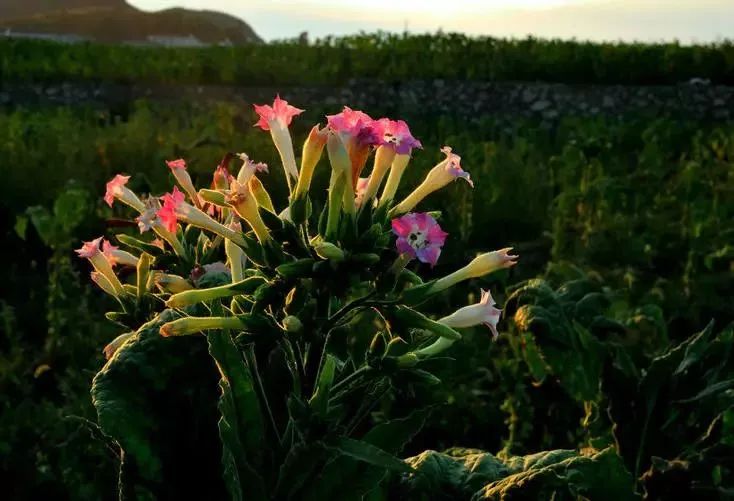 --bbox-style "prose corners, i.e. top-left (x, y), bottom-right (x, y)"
top-left (391, 212), bottom-right (448, 267)
top-left (235, 153), bottom-right (269, 185)
top-left (327, 107), bottom-right (378, 142)
top-left (254, 95), bottom-right (304, 131)
top-left (439, 289), bottom-right (502, 339)
top-left (390, 146), bottom-right (472, 216)
top-left (376, 118), bottom-right (422, 155)
top-left (157, 186), bottom-right (185, 233)
top-left (133, 196), bottom-right (186, 256)
top-left (76, 237), bottom-right (104, 259)
top-left (225, 179), bottom-right (271, 243)
top-left (159, 186), bottom-right (247, 245)
top-left (166, 158), bottom-right (202, 208)
top-left (76, 237), bottom-right (125, 296)
top-left (136, 197), bottom-right (161, 233)
top-left (327, 107), bottom-right (382, 184)
top-left (104, 174), bottom-right (145, 212)
top-left (102, 239), bottom-right (138, 267)
top-left (433, 248), bottom-right (518, 293)
top-left (253, 95), bottom-right (302, 188)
